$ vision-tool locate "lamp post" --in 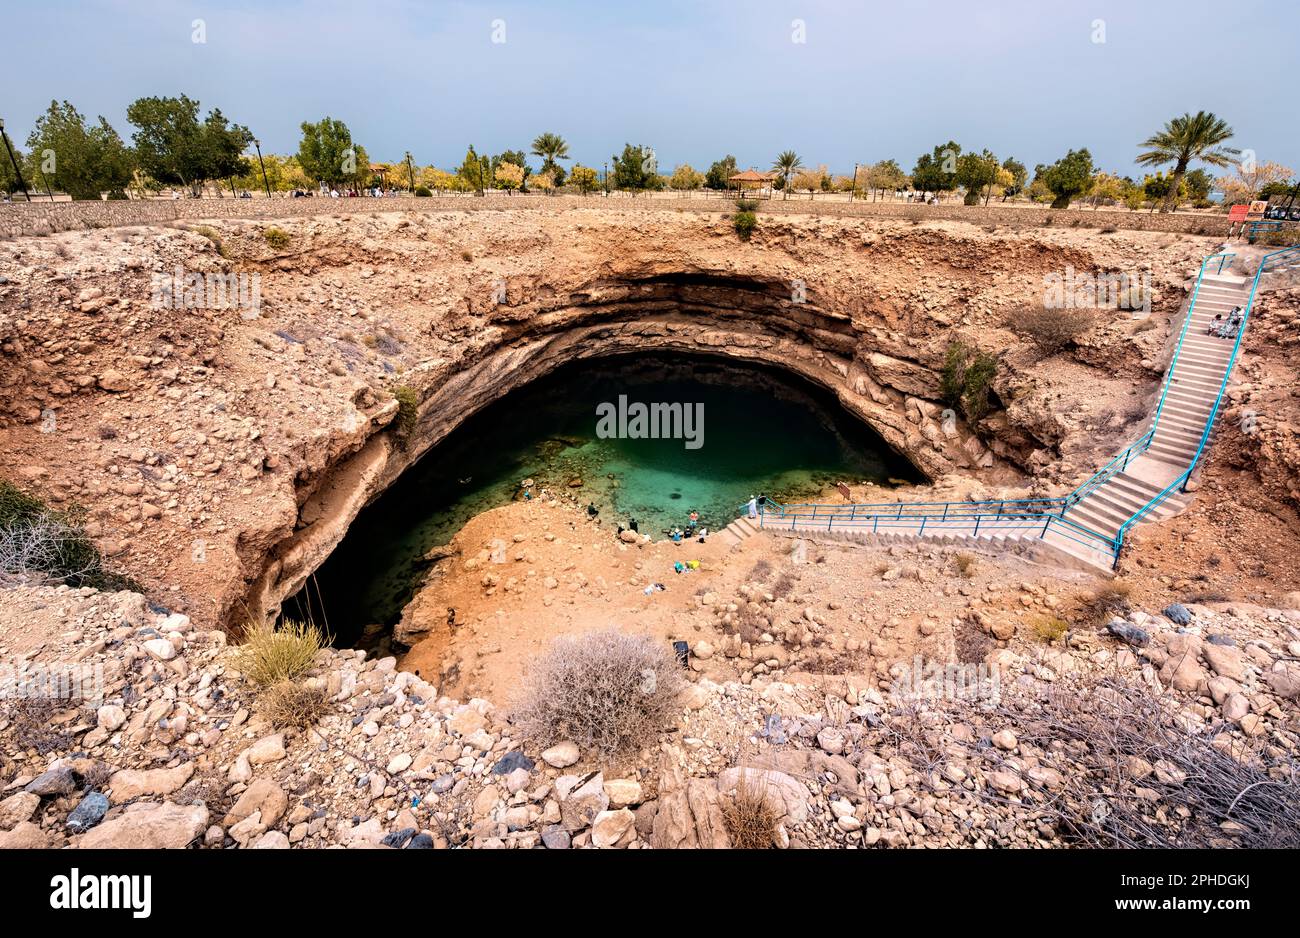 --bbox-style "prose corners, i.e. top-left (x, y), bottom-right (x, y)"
top-left (405, 152), bottom-right (415, 194)
top-left (0, 118), bottom-right (31, 201)
top-left (254, 139), bottom-right (271, 198)
top-left (603, 160), bottom-right (609, 197)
